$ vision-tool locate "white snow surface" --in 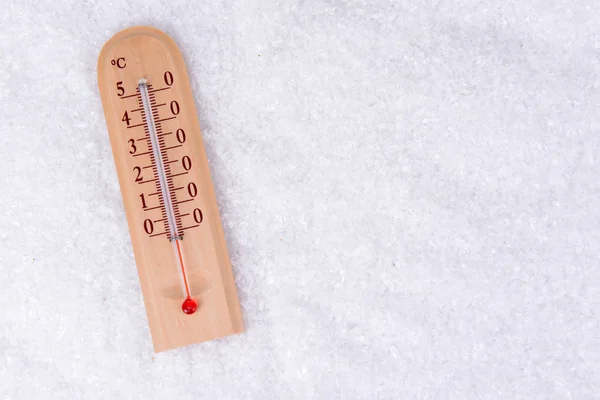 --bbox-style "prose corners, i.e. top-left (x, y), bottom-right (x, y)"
top-left (1, 1), bottom-right (600, 398)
